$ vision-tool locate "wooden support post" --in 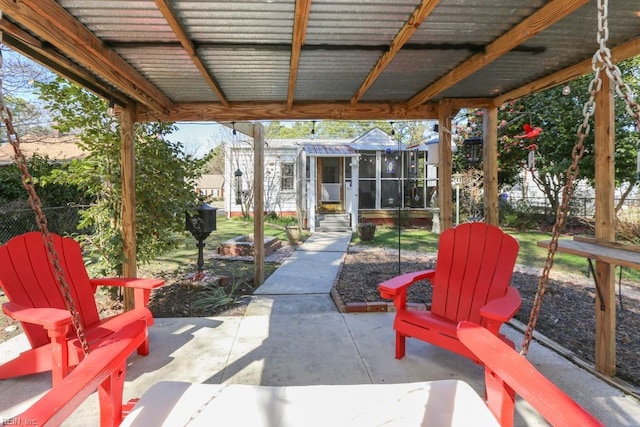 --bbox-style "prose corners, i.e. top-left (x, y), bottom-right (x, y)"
top-left (483, 106), bottom-right (499, 226)
top-left (438, 100), bottom-right (454, 231)
top-left (253, 122), bottom-right (265, 286)
top-left (121, 102), bottom-right (137, 311)
top-left (594, 75), bottom-right (616, 376)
